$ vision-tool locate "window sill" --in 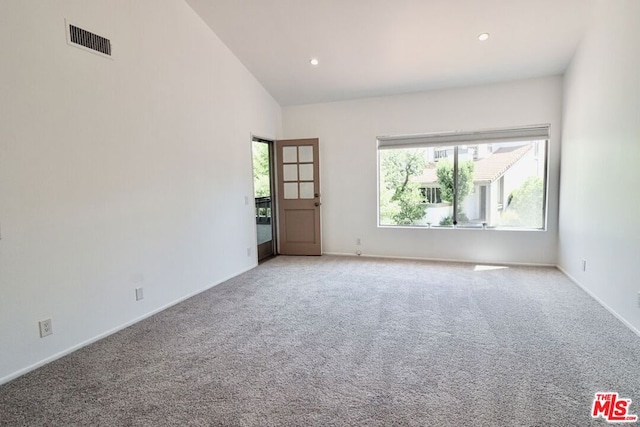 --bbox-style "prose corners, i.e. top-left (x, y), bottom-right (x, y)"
top-left (378, 224), bottom-right (546, 232)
